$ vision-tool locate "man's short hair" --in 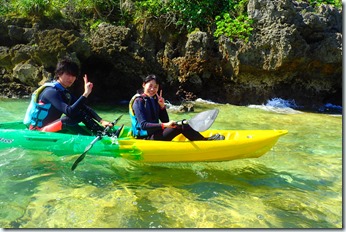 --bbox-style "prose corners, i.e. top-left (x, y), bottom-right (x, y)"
top-left (55, 58), bottom-right (80, 79)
